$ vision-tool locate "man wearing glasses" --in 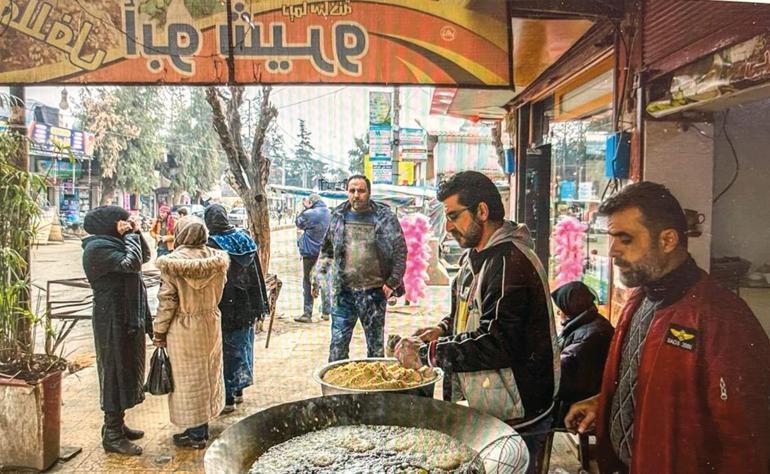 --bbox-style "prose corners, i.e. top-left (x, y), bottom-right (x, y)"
top-left (396, 171), bottom-right (559, 474)
top-left (319, 175), bottom-right (407, 362)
